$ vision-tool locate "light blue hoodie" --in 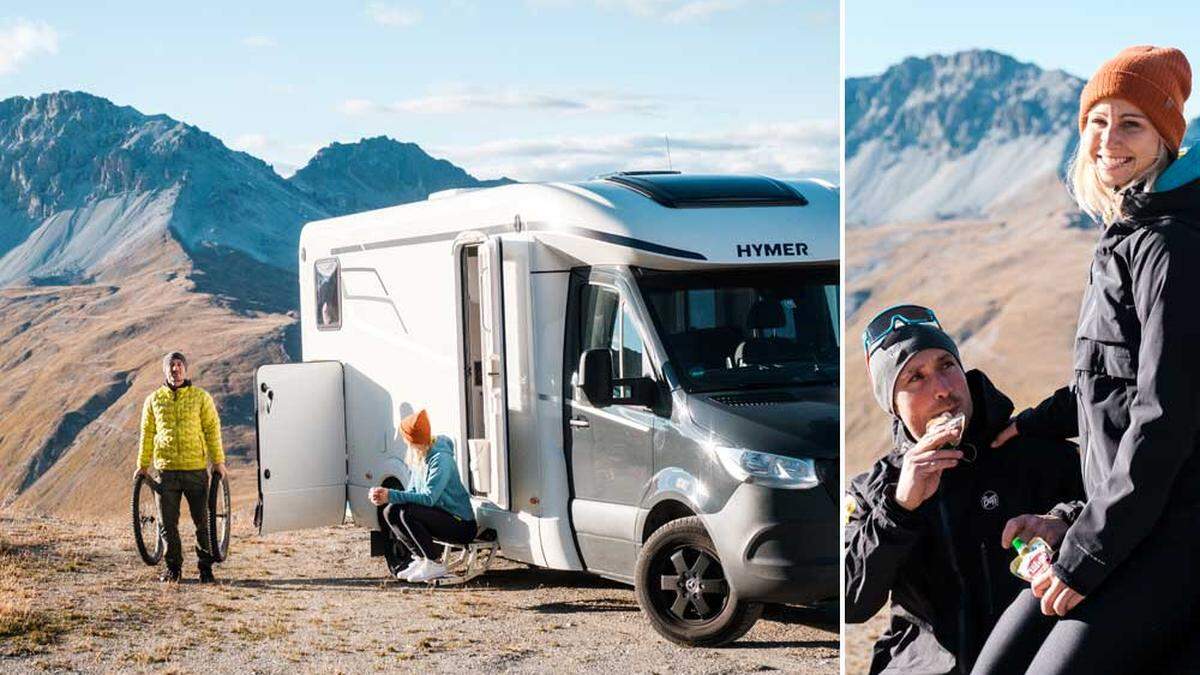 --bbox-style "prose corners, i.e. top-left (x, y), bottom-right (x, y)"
top-left (1155, 146), bottom-right (1200, 192)
top-left (386, 435), bottom-right (476, 522)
